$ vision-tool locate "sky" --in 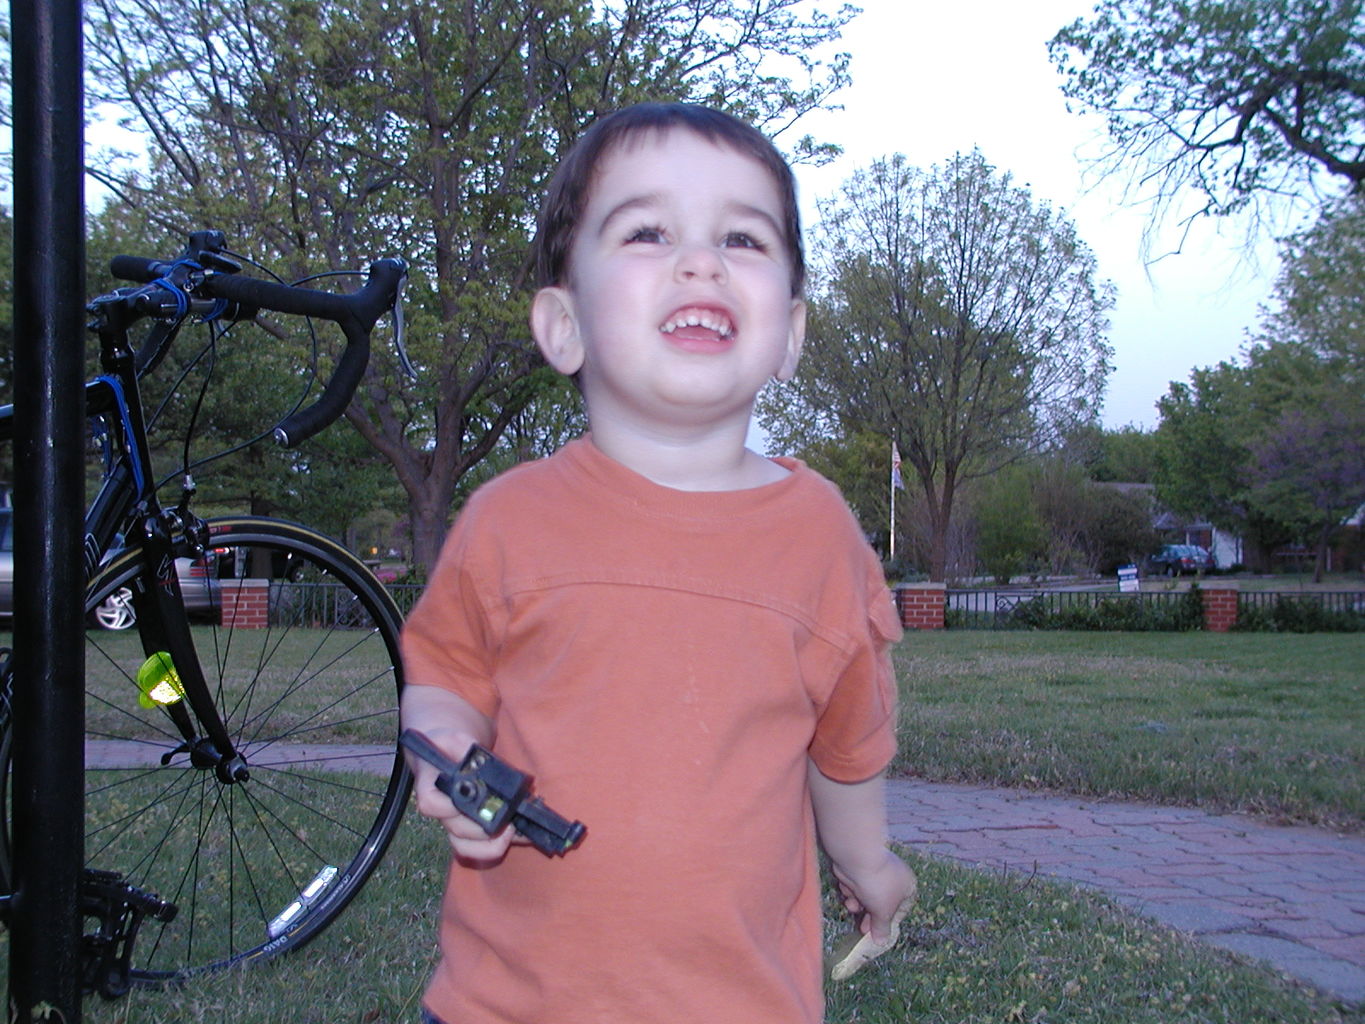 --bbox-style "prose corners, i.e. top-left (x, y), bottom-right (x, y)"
top-left (776, 0), bottom-right (1283, 432)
